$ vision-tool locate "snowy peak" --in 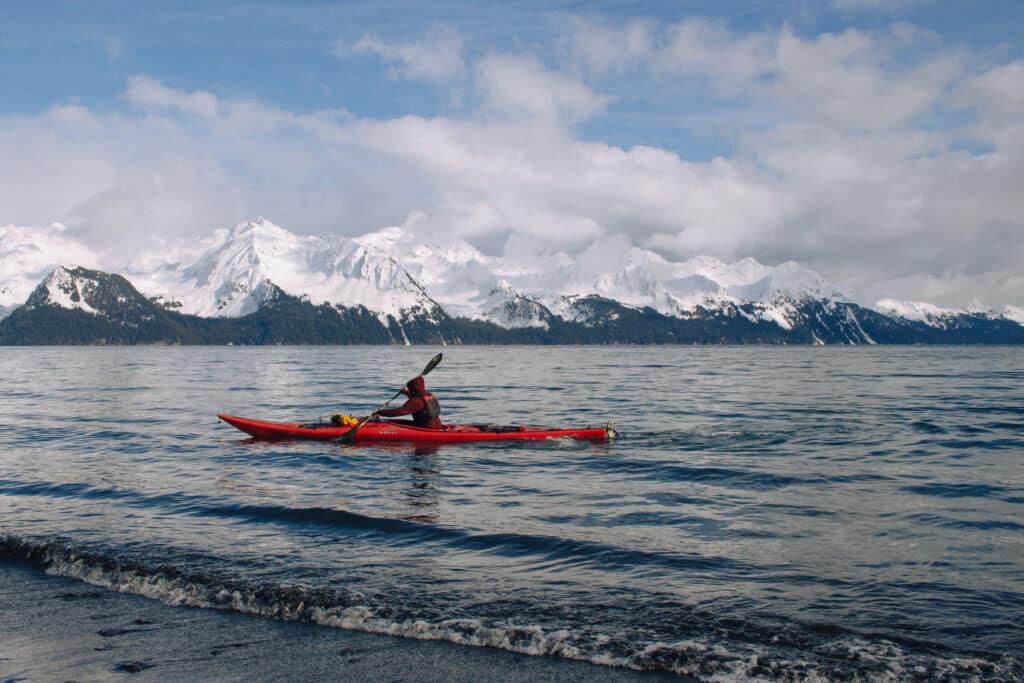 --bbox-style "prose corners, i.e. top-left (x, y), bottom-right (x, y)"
top-left (27, 266), bottom-right (102, 314)
top-left (0, 223), bottom-right (99, 318)
top-left (24, 266), bottom-right (154, 321)
top-left (876, 299), bottom-right (961, 324)
top-left (172, 217), bottom-right (319, 316)
top-left (873, 298), bottom-right (988, 330)
top-left (561, 251), bottom-right (842, 320)
top-left (669, 255), bottom-right (841, 302)
top-left (123, 220), bottom-right (855, 328)
top-left (226, 216), bottom-right (284, 239)
top-left (875, 298), bottom-right (1024, 329)
top-left (477, 280), bottom-right (551, 329)
top-left (353, 226), bottom-right (411, 255)
top-left (1, 218), bottom-right (859, 330)
top-left (127, 218), bottom-right (440, 320)
top-left (728, 261), bottom-right (843, 304)
top-left (679, 255), bottom-right (770, 288)
top-left (3, 218), bottom-right (1020, 338)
